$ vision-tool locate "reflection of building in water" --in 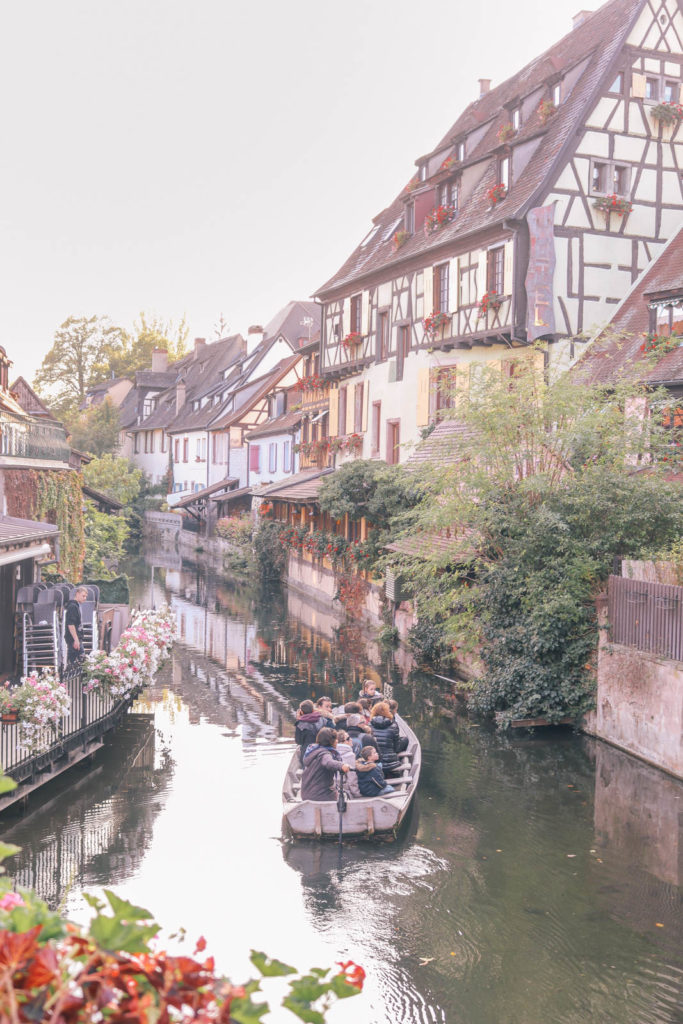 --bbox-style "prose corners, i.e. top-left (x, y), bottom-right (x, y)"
top-left (5, 719), bottom-right (161, 908)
